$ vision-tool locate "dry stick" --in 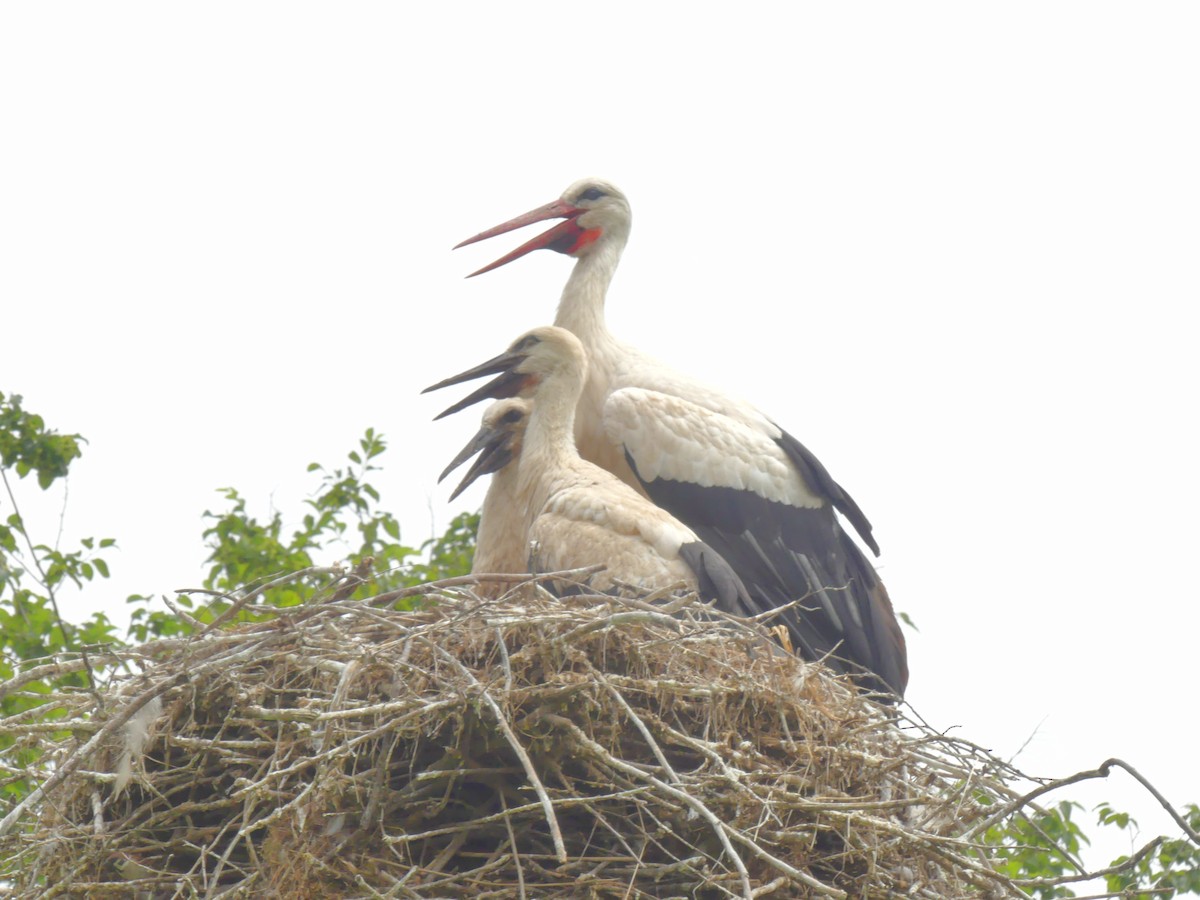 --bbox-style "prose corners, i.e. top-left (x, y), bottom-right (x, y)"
top-left (0, 633), bottom-right (277, 839)
top-left (597, 671), bottom-right (759, 800)
top-left (0, 674), bottom-right (184, 838)
top-left (201, 798), bottom-right (257, 900)
top-left (160, 593), bottom-right (204, 631)
top-left (920, 840), bottom-right (1029, 899)
top-left (560, 610), bottom-right (681, 645)
top-left (1012, 835), bottom-right (1164, 892)
top-left (223, 698), bottom-right (458, 803)
top-left (597, 678), bottom-right (678, 780)
top-left (365, 565), bottom-right (605, 607)
top-left (751, 877), bottom-right (789, 898)
top-left (420, 639), bottom-right (568, 865)
top-left (593, 677), bottom-right (756, 899)
top-left (200, 565), bottom-right (348, 634)
top-left (1105, 758), bottom-right (1200, 844)
top-left (500, 792), bottom-right (527, 900)
top-left (964, 757), bottom-right (1200, 845)
top-left (495, 625), bottom-right (514, 693)
top-left (0, 654), bottom-right (122, 704)
top-left (545, 714), bottom-right (829, 900)
top-left (327, 557), bottom-right (374, 603)
top-left (383, 790), bottom-right (648, 846)
top-left (1, 470), bottom-right (103, 705)
top-left (352, 874), bottom-right (391, 900)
